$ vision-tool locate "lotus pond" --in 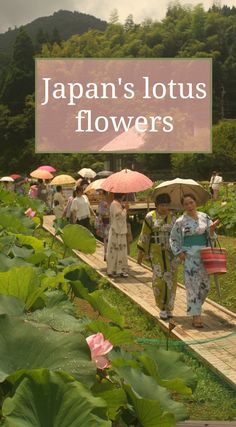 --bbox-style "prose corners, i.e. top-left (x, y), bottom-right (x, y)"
top-left (0, 188), bottom-right (235, 426)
